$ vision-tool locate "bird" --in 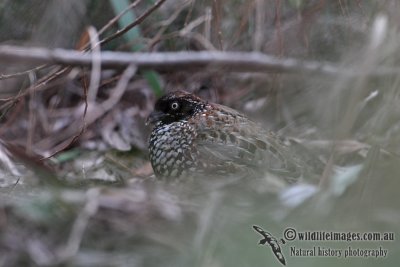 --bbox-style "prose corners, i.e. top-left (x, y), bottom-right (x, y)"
top-left (147, 90), bottom-right (315, 180)
top-left (252, 225), bottom-right (286, 265)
